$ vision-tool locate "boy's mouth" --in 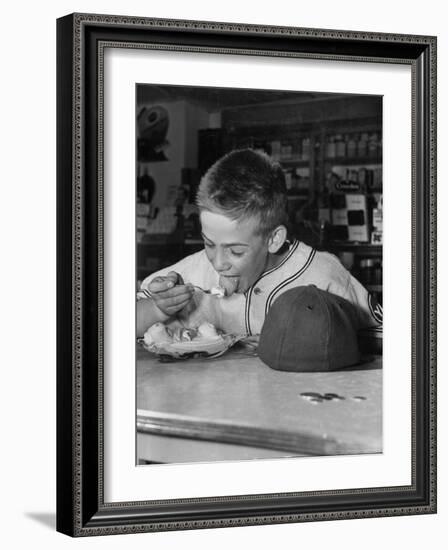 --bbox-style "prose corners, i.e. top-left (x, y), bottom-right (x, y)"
top-left (218, 275), bottom-right (240, 296)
